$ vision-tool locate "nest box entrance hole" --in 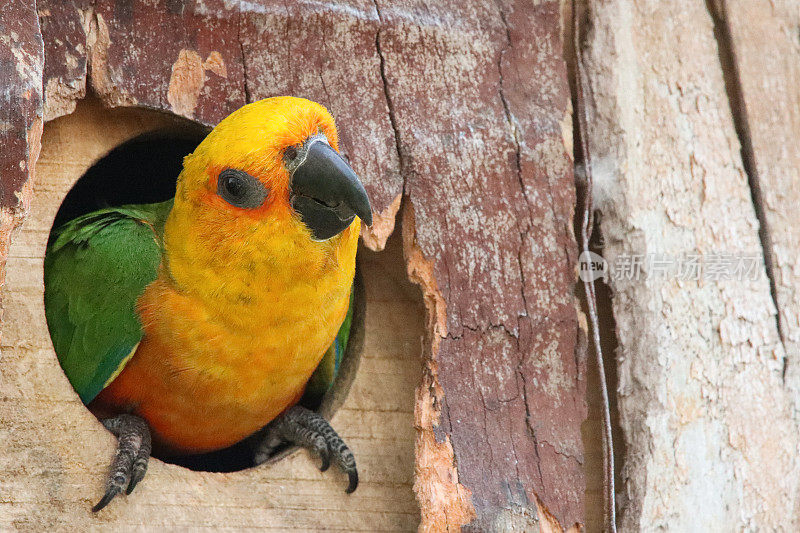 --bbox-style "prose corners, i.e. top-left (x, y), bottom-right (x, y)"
top-left (10, 97), bottom-right (423, 522)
